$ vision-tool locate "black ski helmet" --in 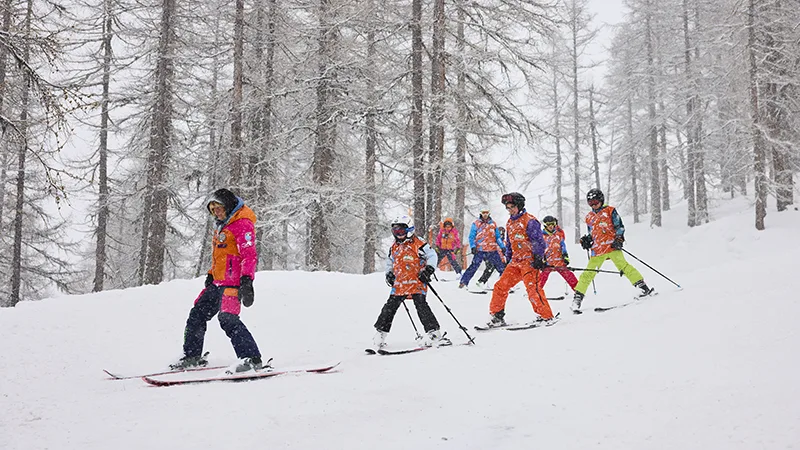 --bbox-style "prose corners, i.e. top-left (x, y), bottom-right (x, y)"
top-left (542, 215), bottom-right (557, 225)
top-left (207, 188), bottom-right (239, 216)
top-left (586, 188), bottom-right (604, 205)
top-left (501, 192), bottom-right (525, 210)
